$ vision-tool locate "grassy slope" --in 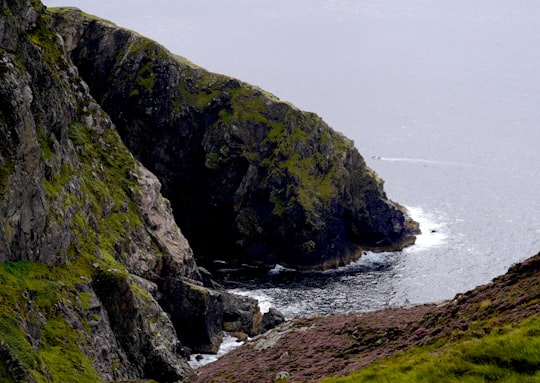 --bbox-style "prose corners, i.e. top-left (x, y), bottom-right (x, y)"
top-left (321, 316), bottom-right (540, 383)
top-left (189, 252), bottom-right (540, 383)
